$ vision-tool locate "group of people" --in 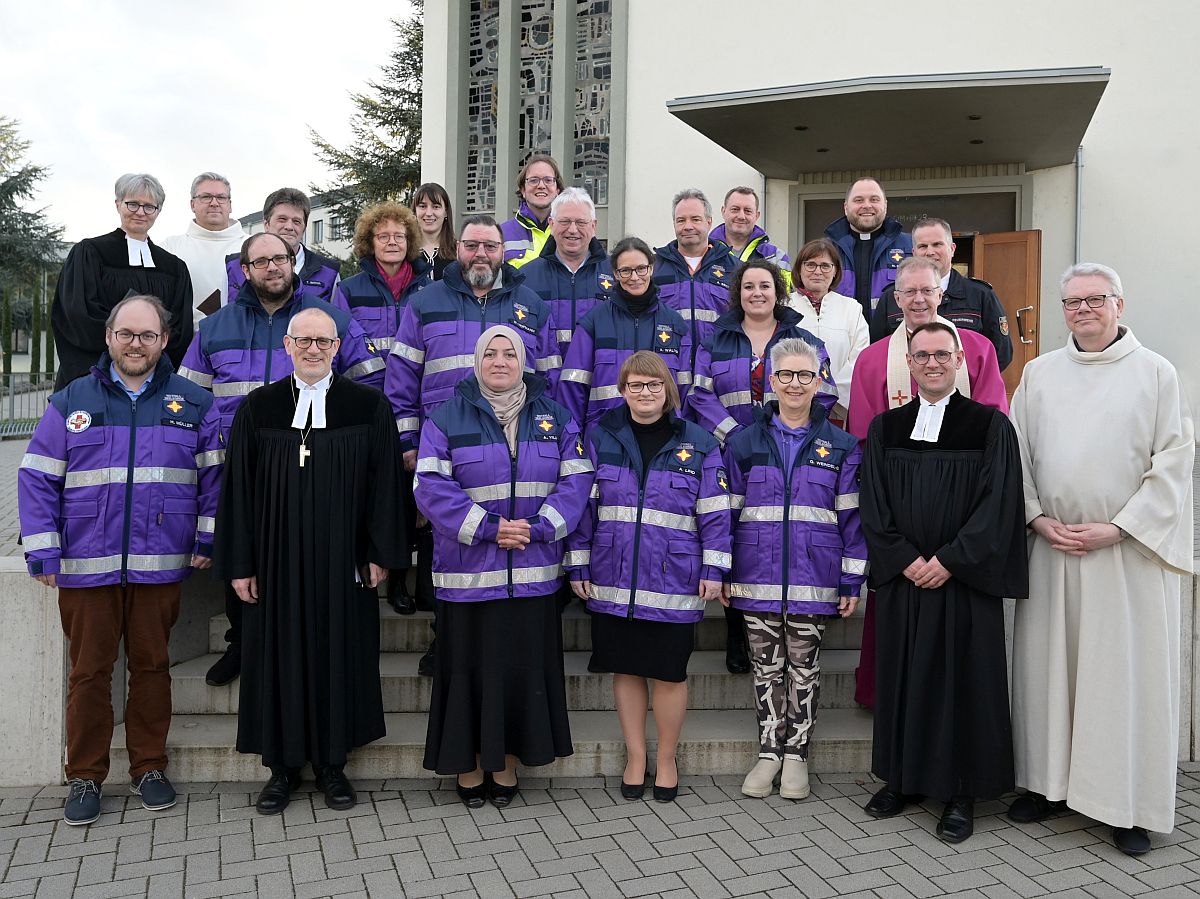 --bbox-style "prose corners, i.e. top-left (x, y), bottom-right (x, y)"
top-left (18, 161), bottom-right (1193, 862)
